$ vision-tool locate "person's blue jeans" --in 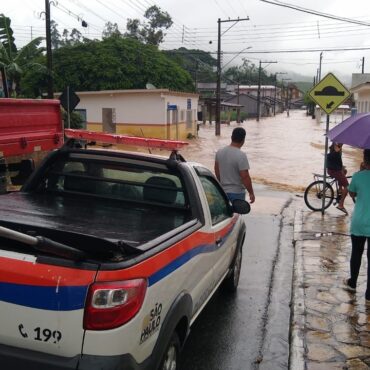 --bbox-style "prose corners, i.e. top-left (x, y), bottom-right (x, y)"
top-left (227, 192), bottom-right (245, 202)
